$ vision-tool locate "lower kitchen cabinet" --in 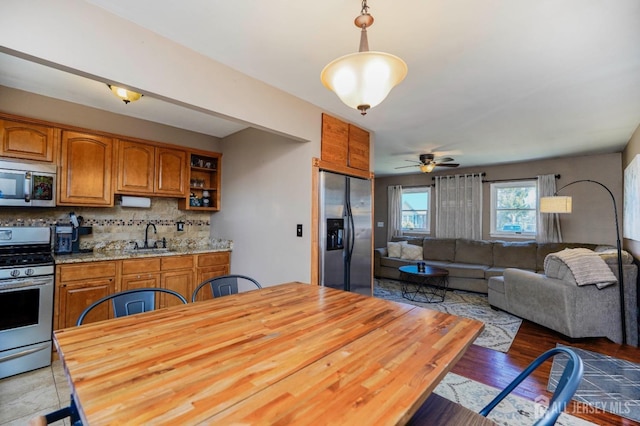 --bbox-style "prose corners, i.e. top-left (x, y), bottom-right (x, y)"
top-left (56, 261), bottom-right (117, 329)
top-left (194, 252), bottom-right (230, 301)
top-left (161, 255), bottom-right (195, 306)
top-left (55, 252), bottom-right (230, 328)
